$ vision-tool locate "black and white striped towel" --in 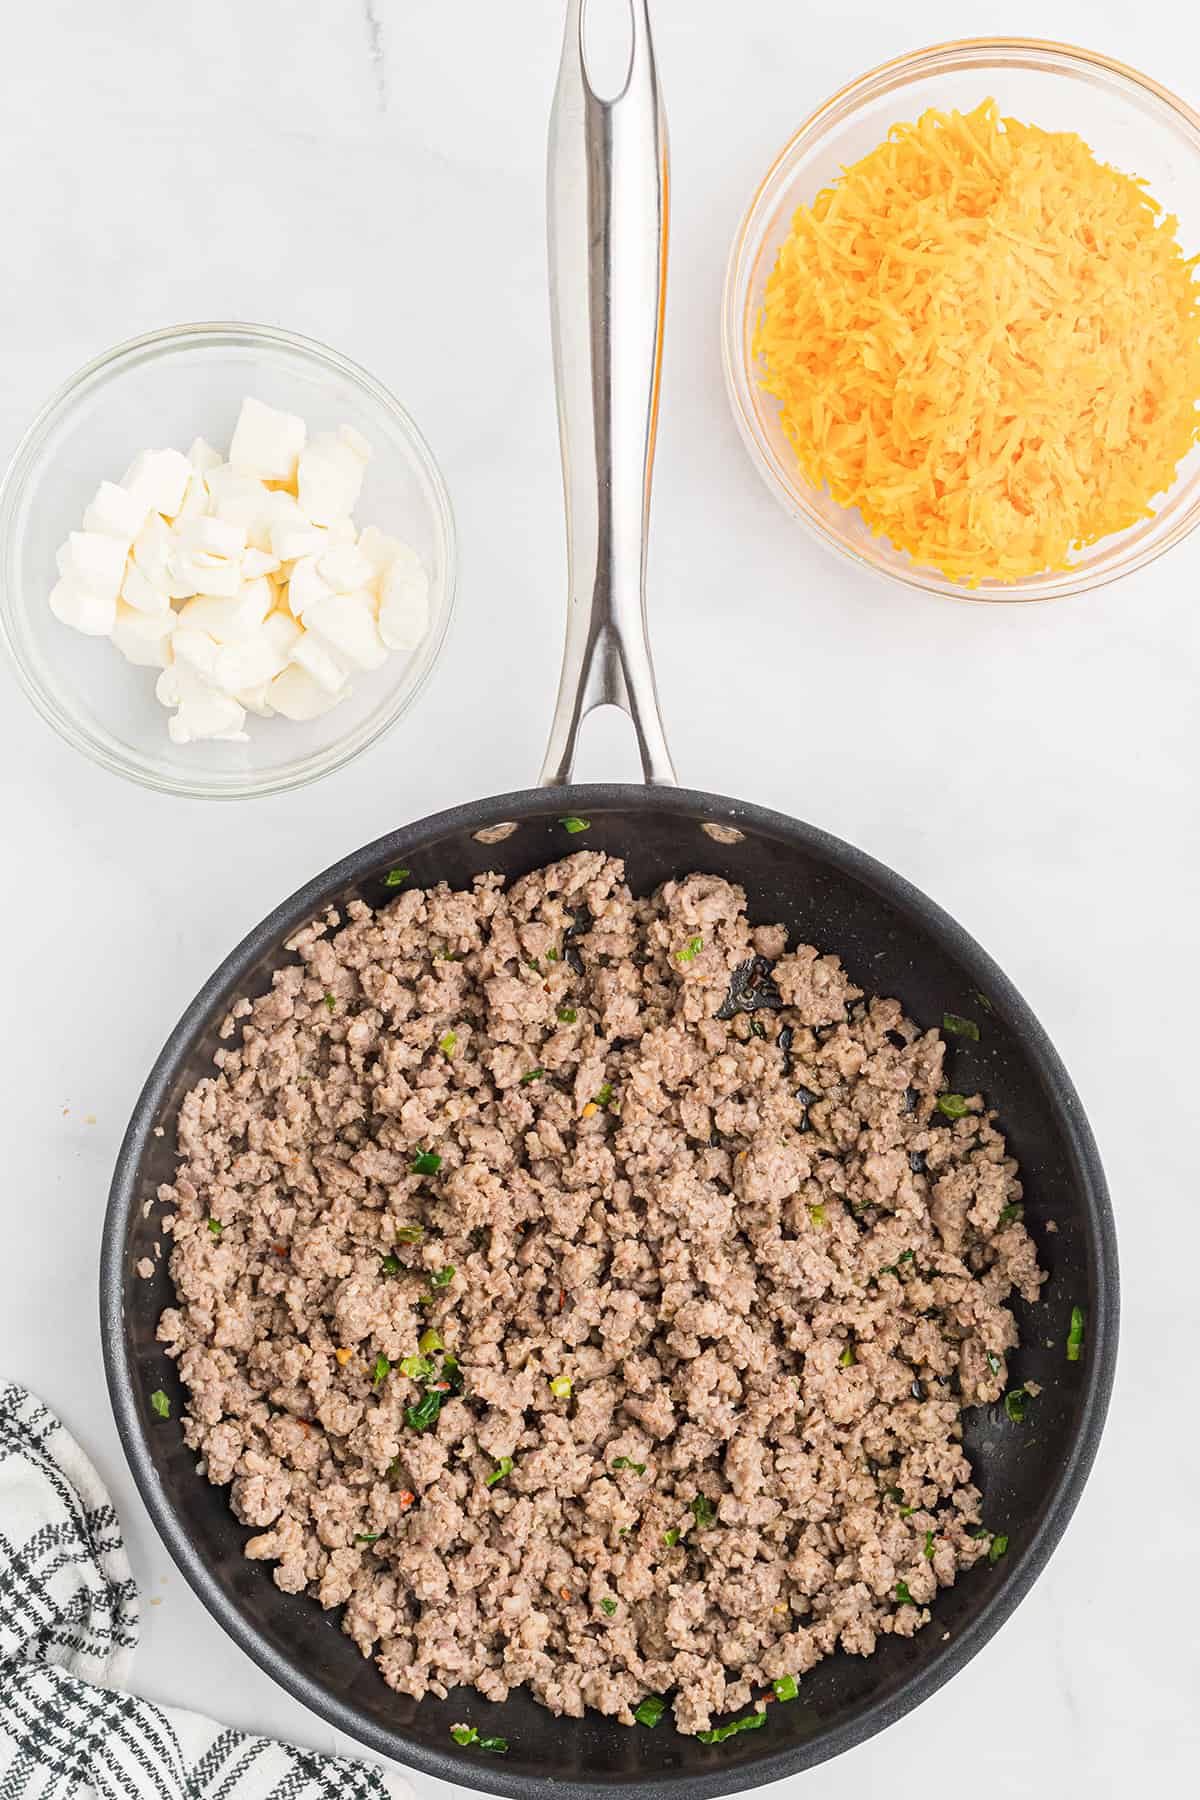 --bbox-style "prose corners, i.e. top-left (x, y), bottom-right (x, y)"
top-left (0, 1383), bottom-right (415, 1800)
